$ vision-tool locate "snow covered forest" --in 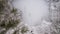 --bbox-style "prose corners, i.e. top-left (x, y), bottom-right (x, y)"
top-left (0, 0), bottom-right (60, 34)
